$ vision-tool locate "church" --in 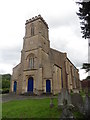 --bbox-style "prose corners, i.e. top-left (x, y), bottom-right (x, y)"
top-left (10, 15), bottom-right (81, 95)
